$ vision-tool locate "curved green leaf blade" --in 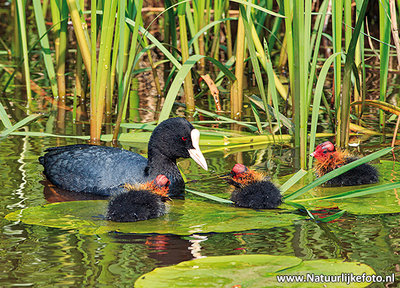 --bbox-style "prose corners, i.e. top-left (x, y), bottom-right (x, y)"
top-left (230, 0), bottom-right (285, 18)
top-left (308, 52), bottom-right (342, 166)
top-left (185, 188), bottom-right (233, 204)
top-left (280, 169), bottom-right (307, 193)
top-left (282, 160), bottom-right (400, 214)
top-left (294, 182), bottom-right (400, 202)
top-left (0, 114), bottom-right (41, 137)
top-left (32, 0), bottom-right (58, 98)
top-left (284, 147), bottom-right (393, 200)
top-left (188, 17), bottom-right (237, 49)
top-left (158, 55), bottom-right (236, 123)
top-left (0, 101), bottom-right (12, 128)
